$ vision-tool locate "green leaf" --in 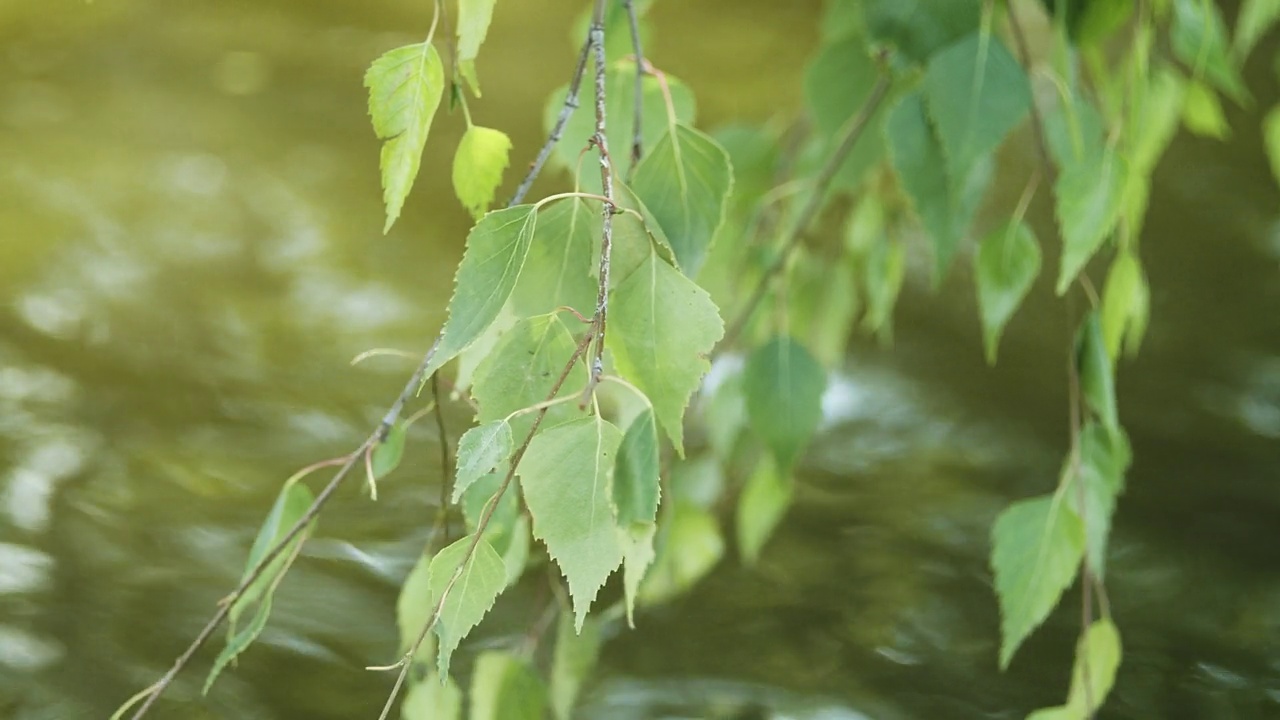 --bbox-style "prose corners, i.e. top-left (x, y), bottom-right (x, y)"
top-left (607, 248), bottom-right (724, 455)
top-left (518, 416), bottom-right (624, 630)
top-left (1076, 311), bottom-right (1119, 432)
top-left (975, 220), bottom-right (1041, 364)
top-left (640, 503), bottom-right (724, 606)
top-left (614, 408), bottom-right (660, 526)
top-left (1054, 148), bottom-right (1128, 295)
top-left (1263, 105), bottom-right (1280, 187)
top-left (402, 673), bottom-right (462, 720)
top-left (743, 336), bottom-right (826, 471)
top-left (1235, 0), bottom-right (1280, 60)
top-left (803, 32), bottom-right (888, 188)
top-left (736, 457), bottom-right (794, 566)
top-left (619, 521), bottom-right (656, 626)
top-left (512, 197), bottom-right (598, 317)
top-left (370, 421), bottom-right (407, 486)
top-left (205, 482), bottom-right (315, 692)
top-left (426, 534), bottom-right (507, 677)
top-left (1027, 620), bottom-right (1123, 719)
top-left (452, 125), bottom-right (512, 220)
top-left (923, 32), bottom-right (1031, 185)
top-left (427, 206), bottom-right (539, 377)
top-left (365, 43), bottom-right (445, 233)
top-left (1129, 68), bottom-right (1186, 175)
top-left (1181, 79), bottom-right (1230, 139)
top-left (886, 92), bottom-right (989, 278)
top-left (787, 249), bottom-right (859, 366)
top-left (456, 0), bottom-right (497, 95)
top-left (458, 472), bottom-right (528, 587)
top-left (452, 420), bottom-right (514, 504)
top-left (704, 366), bottom-right (747, 463)
top-left (550, 612), bottom-right (602, 720)
top-left (862, 234), bottom-right (906, 339)
top-left (1100, 251), bottom-right (1148, 360)
top-left (991, 494), bottom-right (1085, 669)
top-left (472, 313), bottom-right (587, 439)
top-left (397, 551), bottom-right (438, 666)
top-left (1171, 0), bottom-right (1248, 104)
top-left (1072, 422), bottom-right (1131, 578)
top-left (862, 0), bottom-right (982, 65)
top-left (471, 651), bottom-right (548, 720)
top-left (631, 124), bottom-right (734, 277)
